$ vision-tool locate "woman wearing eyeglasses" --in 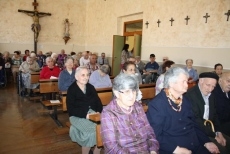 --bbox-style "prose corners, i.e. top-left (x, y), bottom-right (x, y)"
top-left (101, 73), bottom-right (159, 154)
